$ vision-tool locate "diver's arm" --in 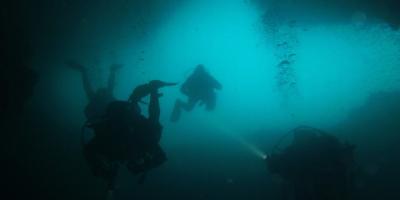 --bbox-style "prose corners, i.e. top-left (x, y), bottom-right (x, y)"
top-left (146, 80), bottom-right (179, 123)
top-left (129, 84), bottom-right (152, 103)
top-left (130, 80), bottom-right (176, 103)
